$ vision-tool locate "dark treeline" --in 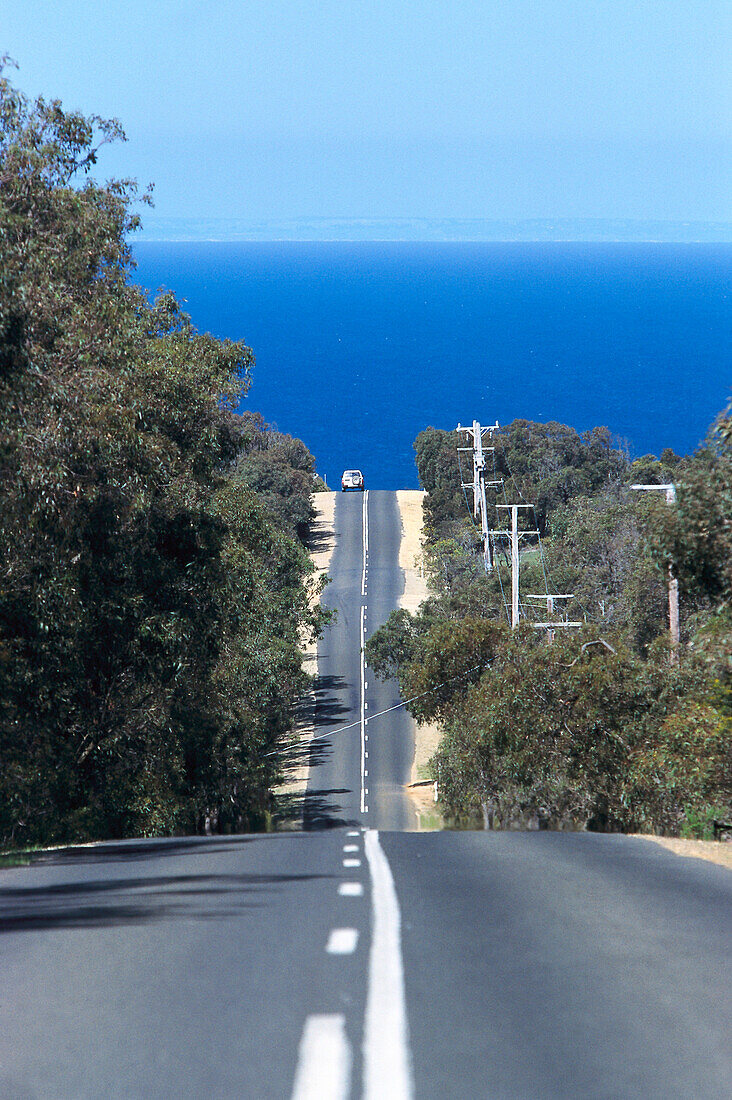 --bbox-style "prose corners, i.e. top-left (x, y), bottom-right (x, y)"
top-left (368, 416), bottom-right (731, 836)
top-left (0, 65), bottom-right (326, 848)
